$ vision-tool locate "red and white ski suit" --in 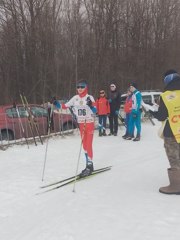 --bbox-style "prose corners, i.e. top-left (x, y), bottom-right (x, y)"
top-left (62, 91), bottom-right (95, 160)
